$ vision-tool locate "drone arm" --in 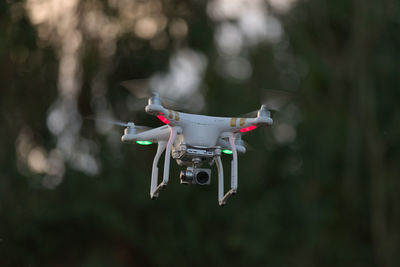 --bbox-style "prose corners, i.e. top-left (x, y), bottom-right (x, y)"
top-left (245, 117), bottom-right (273, 126)
top-left (150, 141), bottom-right (167, 199)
